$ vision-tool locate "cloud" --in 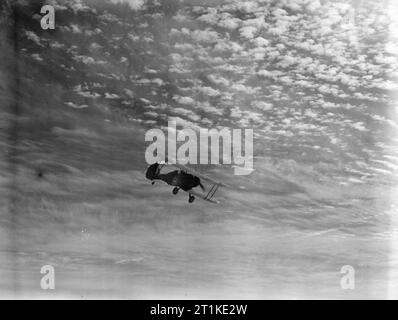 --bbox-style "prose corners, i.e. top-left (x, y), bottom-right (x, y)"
top-left (252, 37), bottom-right (269, 47)
top-left (190, 29), bottom-right (220, 43)
top-left (218, 13), bottom-right (241, 29)
top-left (197, 102), bottom-right (223, 116)
top-left (25, 31), bottom-right (42, 46)
top-left (170, 108), bottom-right (201, 122)
top-left (253, 101), bottom-right (273, 111)
top-left (197, 86), bottom-right (220, 97)
top-left (109, 0), bottom-right (146, 10)
top-left (105, 93), bottom-right (121, 99)
top-left (174, 96), bottom-right (196, 105)
top-left (65, 102), bottom-right (89, 109)
top-left (239, 26), bottom-right (257, 39)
